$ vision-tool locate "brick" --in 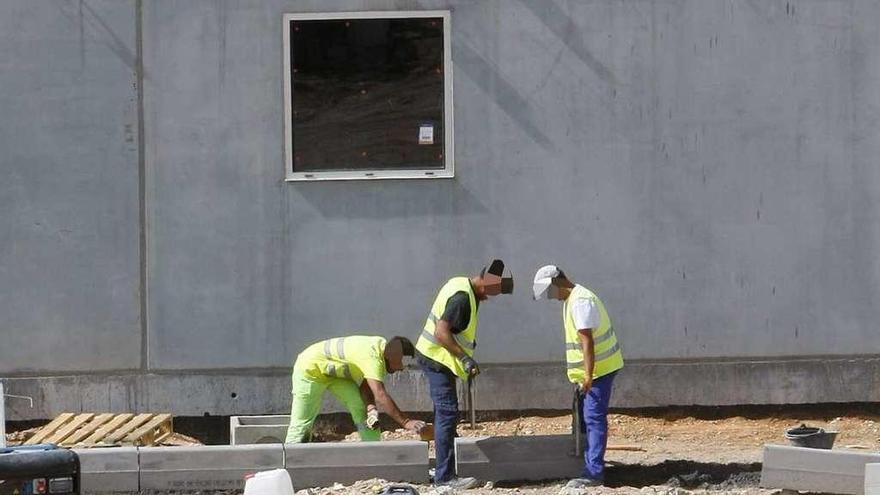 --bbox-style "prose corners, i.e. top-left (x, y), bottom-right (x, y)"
top-left (455, 435), bottom-right (582, 482)
top-left (284, 441), bottom-right (428, 488)
top-left (230, 415), bottom-right (289, 445)
top-left (139, 445), bottom-right (283, 491)
top-left (761, 444), bottom-right (880, 495)
top-left (865, 463), bottom-right (880, 495)
top-left (74, 447), bottom-right (139, 495)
